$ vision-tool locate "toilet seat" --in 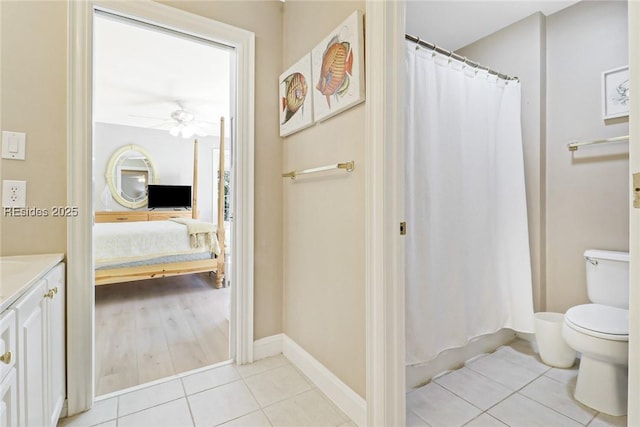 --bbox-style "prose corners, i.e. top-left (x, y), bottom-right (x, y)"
top-left (565, 304), bottom-right (628, 341)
